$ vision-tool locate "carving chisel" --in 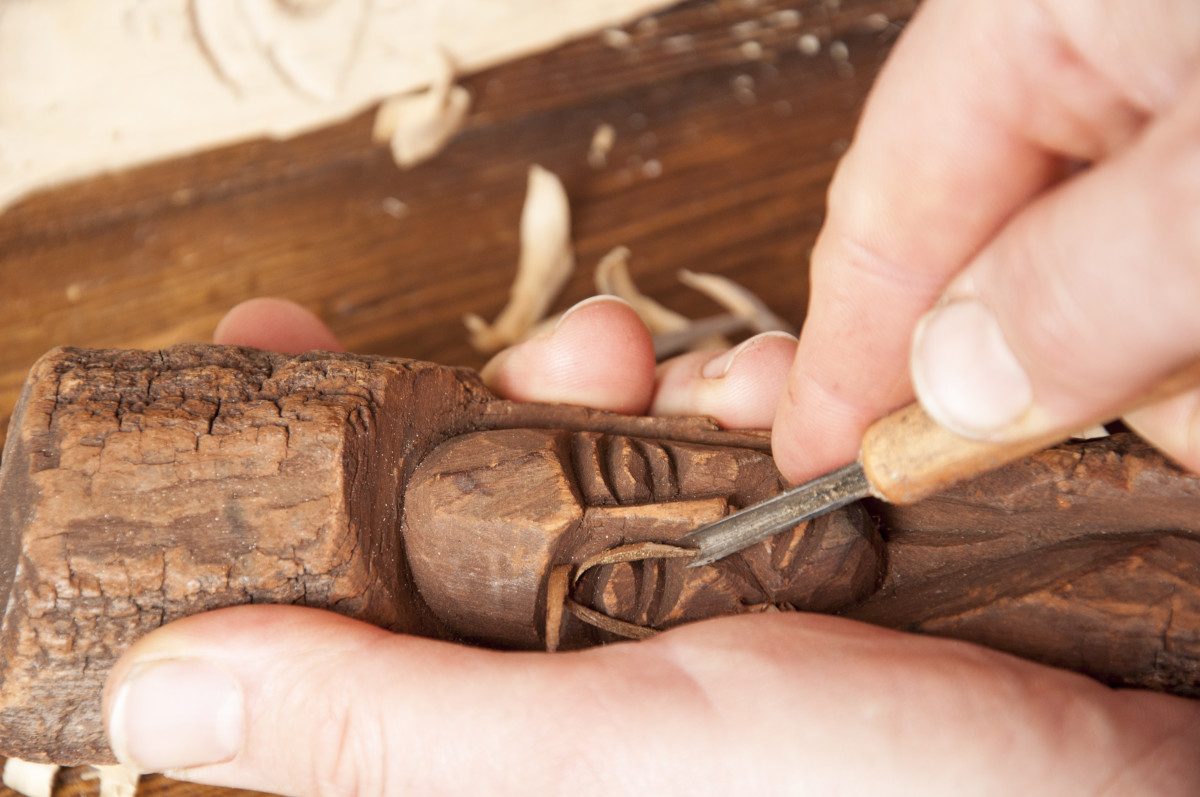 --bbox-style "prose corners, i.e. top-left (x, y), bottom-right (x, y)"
top-left (683, 361), bottom-right (1200, 567)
